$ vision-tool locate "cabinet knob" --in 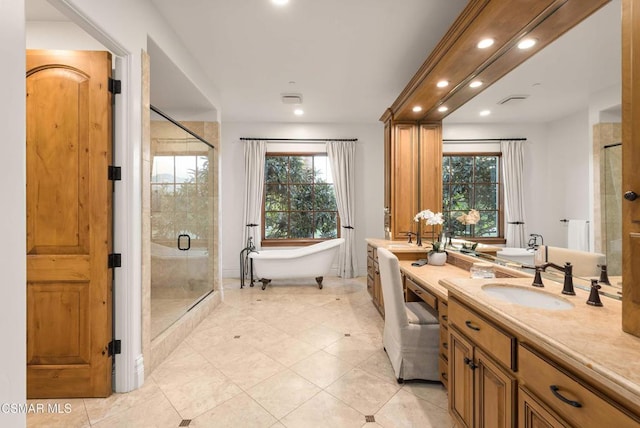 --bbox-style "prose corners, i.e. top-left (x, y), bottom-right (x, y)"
top-left (624, 191), bottom-right (638, 201)
top-left (463, 357), bottom-right (477, 370)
